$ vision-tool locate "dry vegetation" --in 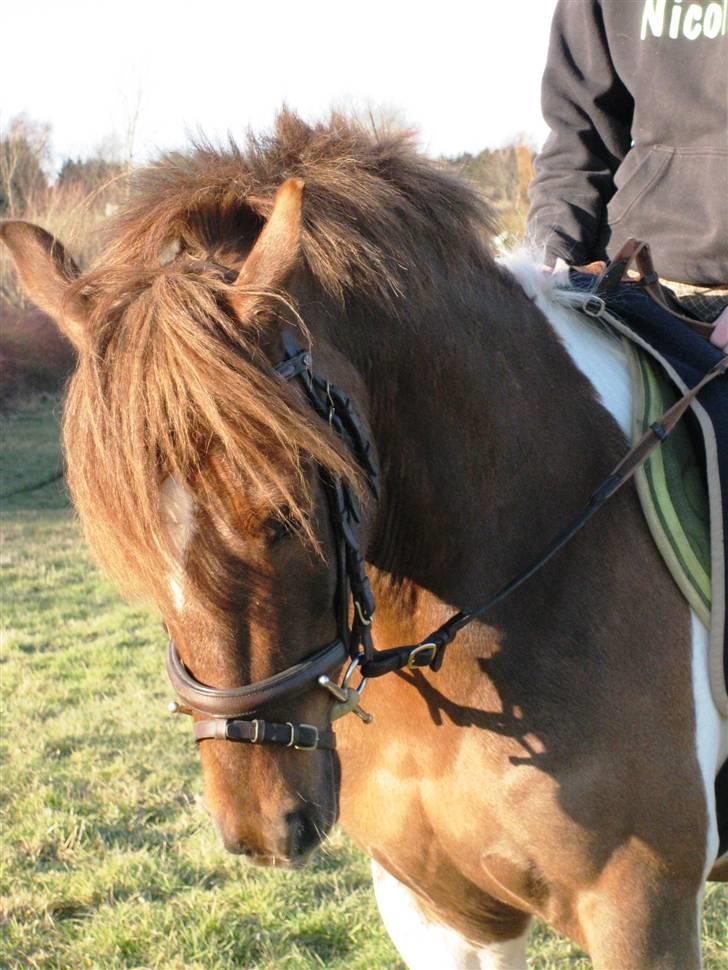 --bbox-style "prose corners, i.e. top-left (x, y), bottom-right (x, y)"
top-left (446, 140), bottom-right (535, 244)
top-left (0, 115), bottom-right (533, 404)
top-left (0, 116), bottom-right (126, 403)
